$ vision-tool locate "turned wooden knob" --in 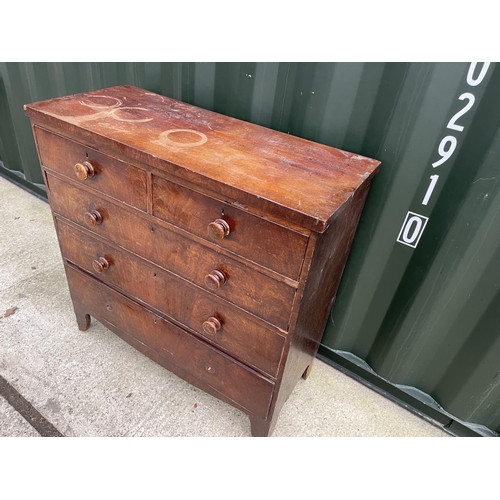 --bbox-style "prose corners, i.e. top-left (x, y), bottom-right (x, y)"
top-left (204, 270), bottom-right (227, 290)
top-left (202, 316), bottom-right (221, 336)
top-left (84, 210), bottom-right (103, 227)
top-left (74, 161), bottom-right (95, 180)
top-left (207, 219), bottom-right (230, 240)
top-left (92, 257), bottom-right (109, 273)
